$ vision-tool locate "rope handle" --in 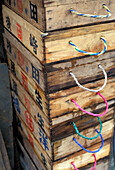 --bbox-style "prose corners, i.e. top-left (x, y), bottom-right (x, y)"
top-left (70, 65), bottom-right (107, 92)
top-left (71, 92), bottom-right (108, 117)
top-left (69, 37), bottom-right (107, 56)
top-left (73, 129), bottom-right (103, 153)
top-left (71, 154), bottom-right (97, 170)
top-left (70, 4), bottom-right (111, 19)
top-left (73, 116), bottom-right (102, 140)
